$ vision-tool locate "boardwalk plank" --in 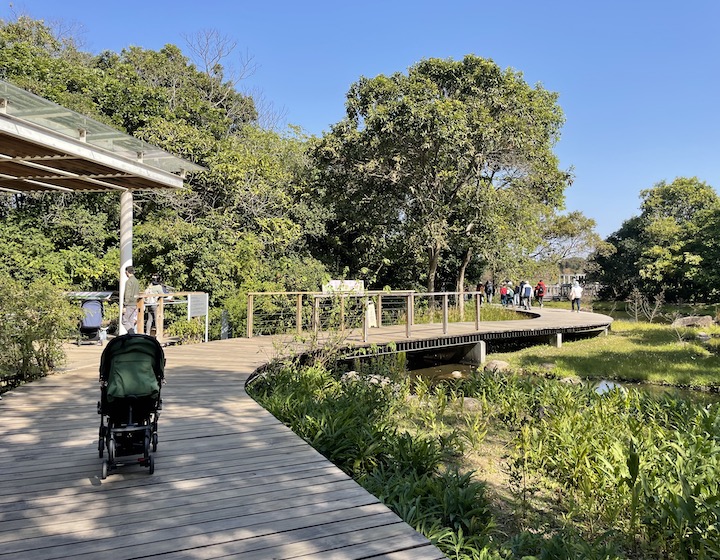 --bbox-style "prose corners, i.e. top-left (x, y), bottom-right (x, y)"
top-left (0, 309), bottom-right (612, 559)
